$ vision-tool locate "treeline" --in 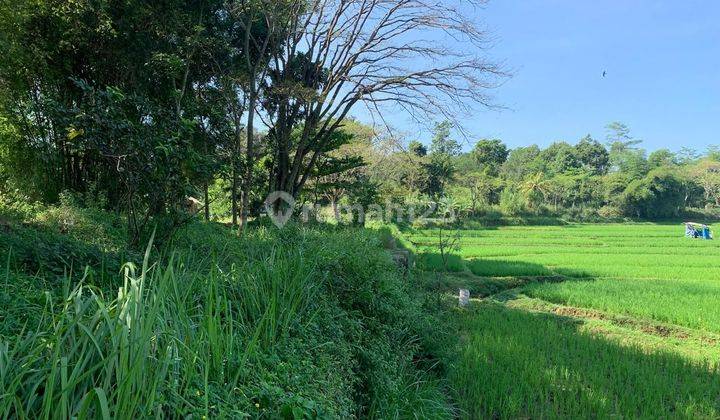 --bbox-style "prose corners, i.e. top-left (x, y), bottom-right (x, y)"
top-left (2, 1), bottom-right (713, 233)
top-left (328, 121), bottom-right (720, 221)
top-left (0, 0), bottom-right (503, 241)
